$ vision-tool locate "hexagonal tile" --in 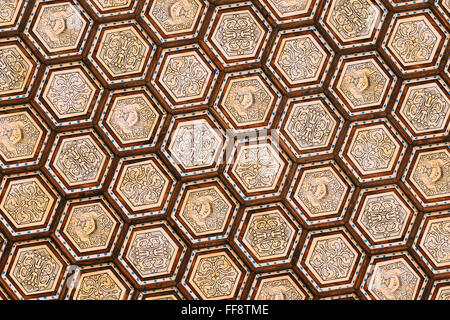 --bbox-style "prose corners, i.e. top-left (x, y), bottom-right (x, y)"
top-left (204, 2), bottom-right (271, 67)
top-left (340, 118), bottom-right (407, 183)
top-left (181, 245), bottom-right (250, 300)
top-left (99, 86), bottom-right (167, 152)
top-left (108, 153), bottom-right (176, 220)
top-left (0, 38), bottom-right (40, 103)
top-left (0, 0), bottom-right (29, 34)
top-left (298, 227), bottom-right (364, 292)
top-left (319, 0), bottom-right (387, 49)
top-left (86, 0), bottom-right (138, 19)
top-left (360, 252), bottom-right (428, 300)
top-left (278, 94), bottom-right (344, 159)
top-left (403, 143), bottom-right (449, 209)
top-left (436, 0), bottom-right (450, 25)
top-left (329, 52), bottom-right (397, 116)
top-left (224, 135), bottom-right (291, 201)
top-left (1, 238), bottom-right (69, 299)
top-left (350, 184), bottom-right (418, 250)
top-left (382, 10), bottom-right (448, 74)
top-left (267, 27), bottom-right (334, 93)
top-left (117, 220), bottom-right (186, 287)
top-left (54, 195), bottom-right (123, 262)
top-left (25, 0), bottom-right (92, 60)
top-left (140, 0), bottom-right (208, 43)
top-left (320, 293), bottom-right (360, 300)
top-left (64, 263), bottom-right (133, 300)
top-left (287, 161), bottom-right (354, 226)
top-left (214, 69), bottom-right (281, 132)
top-left (234, 202), bottom-right (302, 268)
top-left (413, 210), bottom-right (450, 275)
top-left (88, 20), bottom-right (156, 86)
top-left (45, 129), bottom-right (113, 195)
top-left (392, 77), bottom-right (450, 141)
top-left (428, 278), bottom-right (450, 300)
top-left (247, 269), bottom-right (312, 300)
top-left (171, 177), bottom-right (239, 245)
top-left (0, 105), bottom-right (50, 170)
top-left (260, 0), bottom-right (317, 25)
top-left (0, 171), bottom-right (60, 237)
top-left (138, 287), bottom-right (186, 300)
top-left (35, 61), bottom-right (104, 127)
top-left (151, 44), bottom-right (218, 110)
top-left (161, 111), bottom-right (226, 177)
